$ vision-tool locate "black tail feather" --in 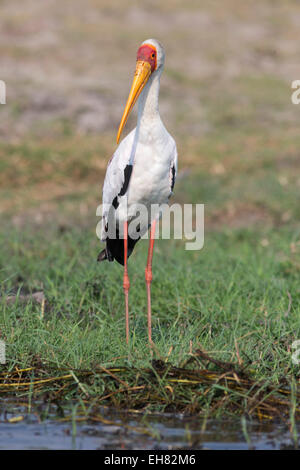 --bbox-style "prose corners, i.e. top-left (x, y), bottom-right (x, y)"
top-left (97, 249), bottom-right (107, 263)
top-left (97, 236), bottom-right (140, 266)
